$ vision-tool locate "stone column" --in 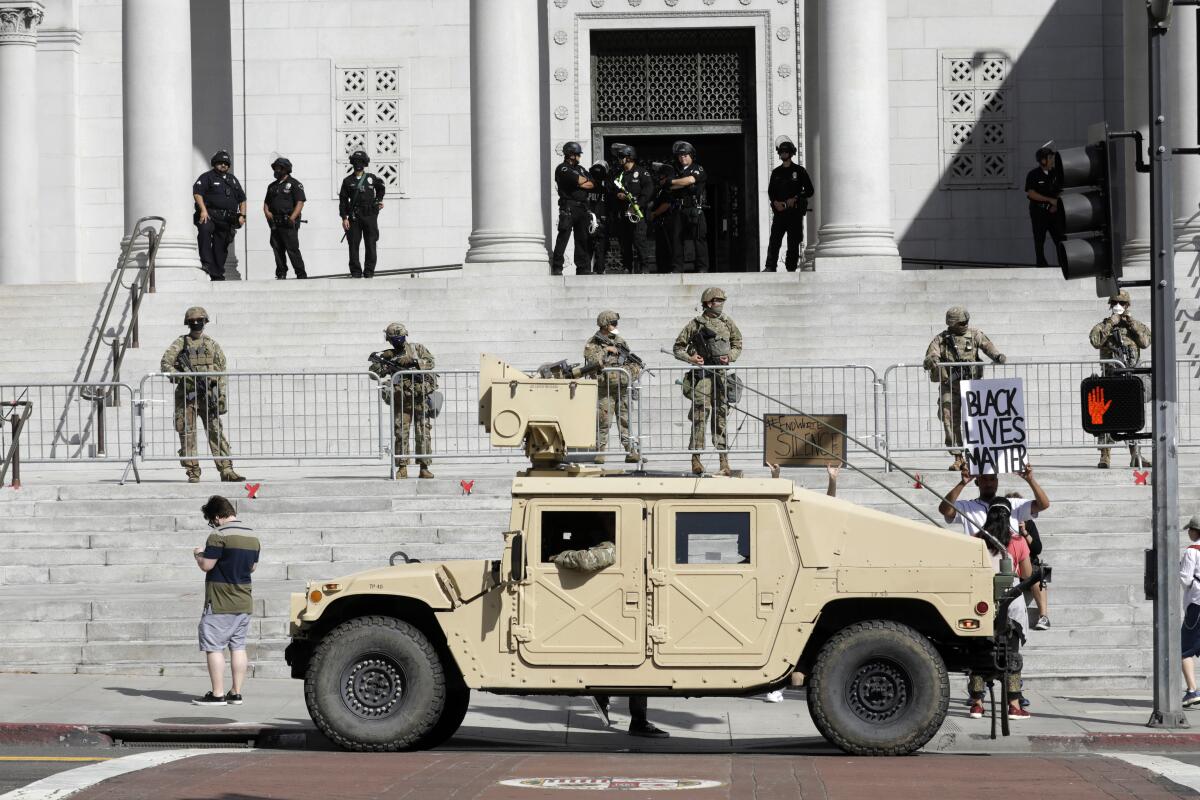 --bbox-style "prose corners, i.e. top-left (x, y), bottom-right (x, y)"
top-left (0, 2), bottom-right (43, 285)
top-left (1171, 8), bottom-right (1200, 255)
top-left (122, 0), bottom-right (201, 273)
top-left (813, 0), bottom-right (899, 270)
top-left (464, 0), bottom-right (548, 275)
top-left (1122, 0), bottom-right (1151, 274)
